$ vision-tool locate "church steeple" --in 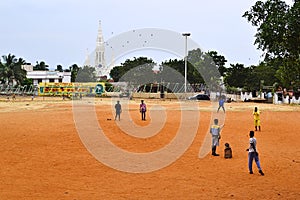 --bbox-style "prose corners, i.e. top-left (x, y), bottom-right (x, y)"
top-left (95, 20), bottom-right (105, 72)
